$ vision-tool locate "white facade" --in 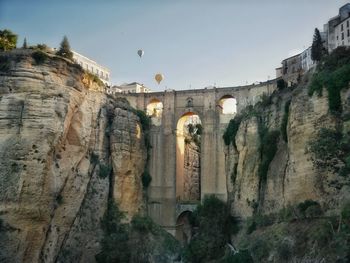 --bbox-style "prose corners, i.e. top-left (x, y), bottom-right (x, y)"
top-left (117, 82), bottom-right (152, 93)
top-left (325, 3), bottom-right (350, 52)
top-left (301, 47), bottom-right (315, 72)
top-left (72, 51), bottom-right (110, 85)
top-left (334, 17), bottom-right (350, 49)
